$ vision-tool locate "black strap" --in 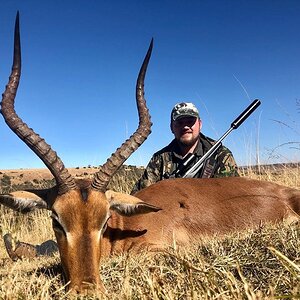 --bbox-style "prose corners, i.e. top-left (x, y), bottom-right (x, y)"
top-left (199, 150), bottom-right (219, 178)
